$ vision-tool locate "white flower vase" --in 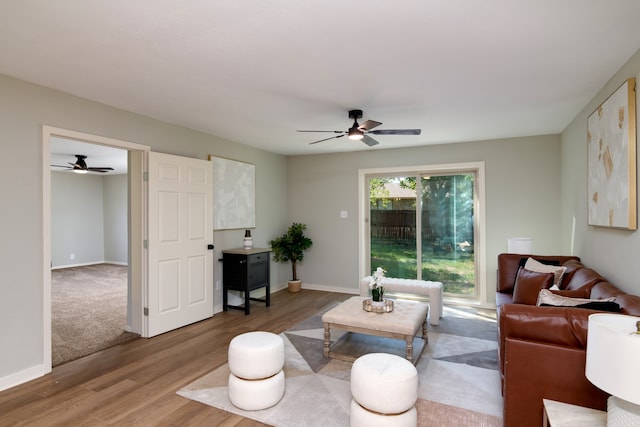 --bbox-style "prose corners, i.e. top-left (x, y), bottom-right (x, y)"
top-left (371, 299), bottom-right (385, 308)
